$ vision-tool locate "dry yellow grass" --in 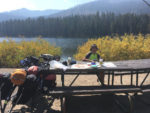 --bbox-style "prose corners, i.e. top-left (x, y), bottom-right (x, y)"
top-left (74, 34), bottom-right (150, 61)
